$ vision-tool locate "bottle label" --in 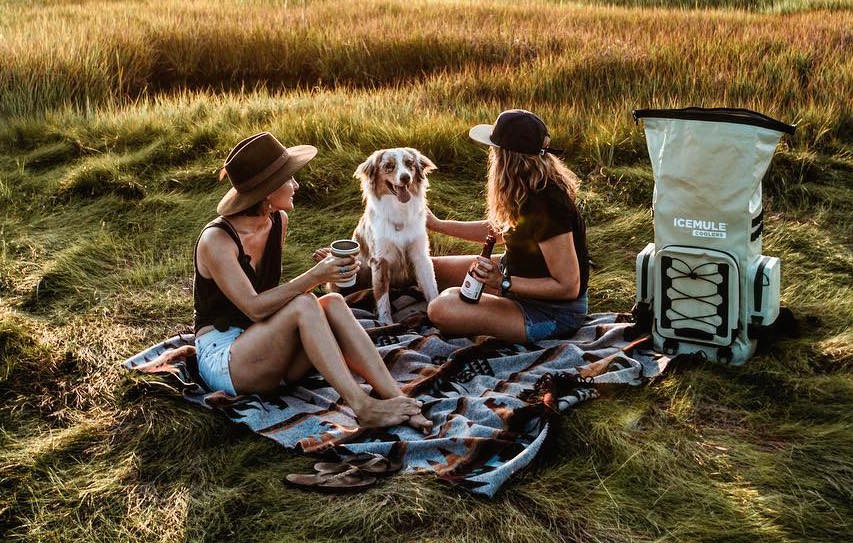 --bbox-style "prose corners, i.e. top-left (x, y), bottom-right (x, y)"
top-left (460, 273), bottom-right (484, 300)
